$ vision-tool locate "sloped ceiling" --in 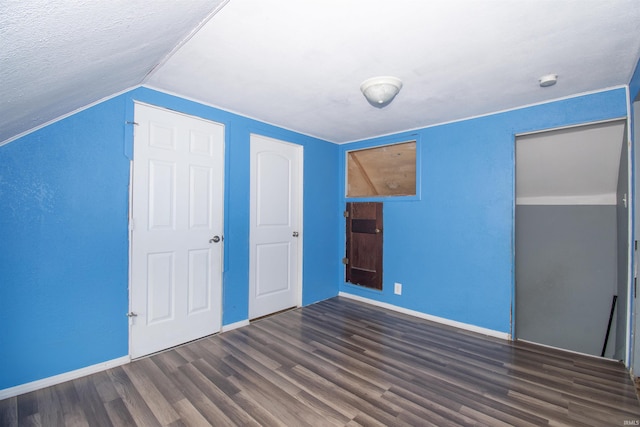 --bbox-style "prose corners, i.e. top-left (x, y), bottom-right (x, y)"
top-left (516, 121), bottom-right (626, 205)
top-left (0, 0), bottom-right (227, 144)
top-left (2, 0), bottom-right (640, 145)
